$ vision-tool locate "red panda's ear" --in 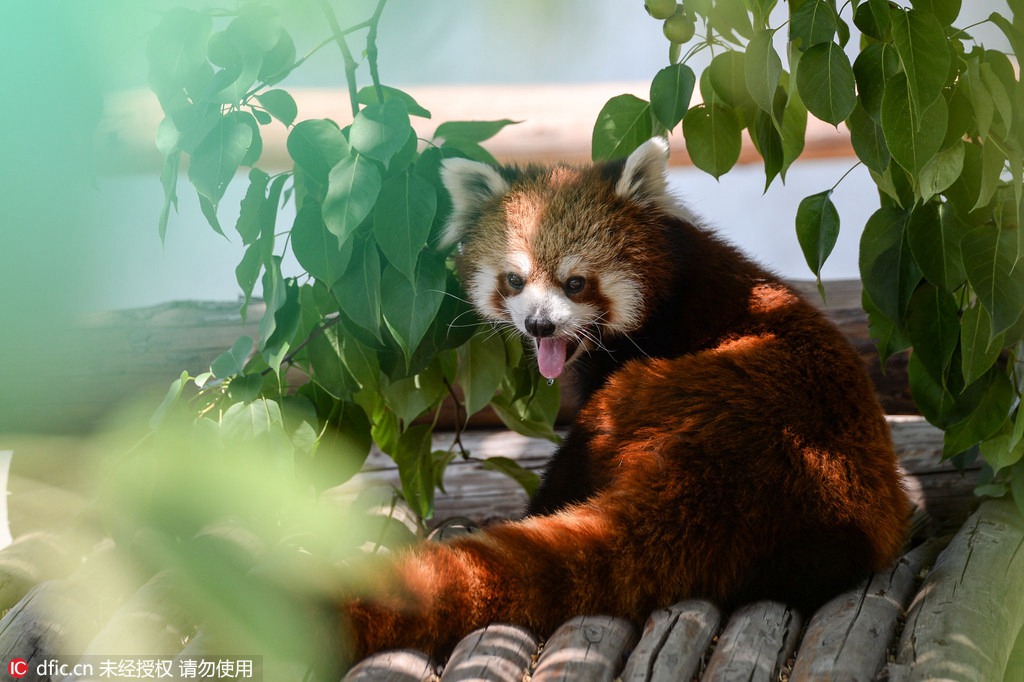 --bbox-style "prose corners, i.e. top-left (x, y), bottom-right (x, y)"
top-left (438, 158), bottom-right (510, 250)
top-left (615, 137), bottom-right (670, 205)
